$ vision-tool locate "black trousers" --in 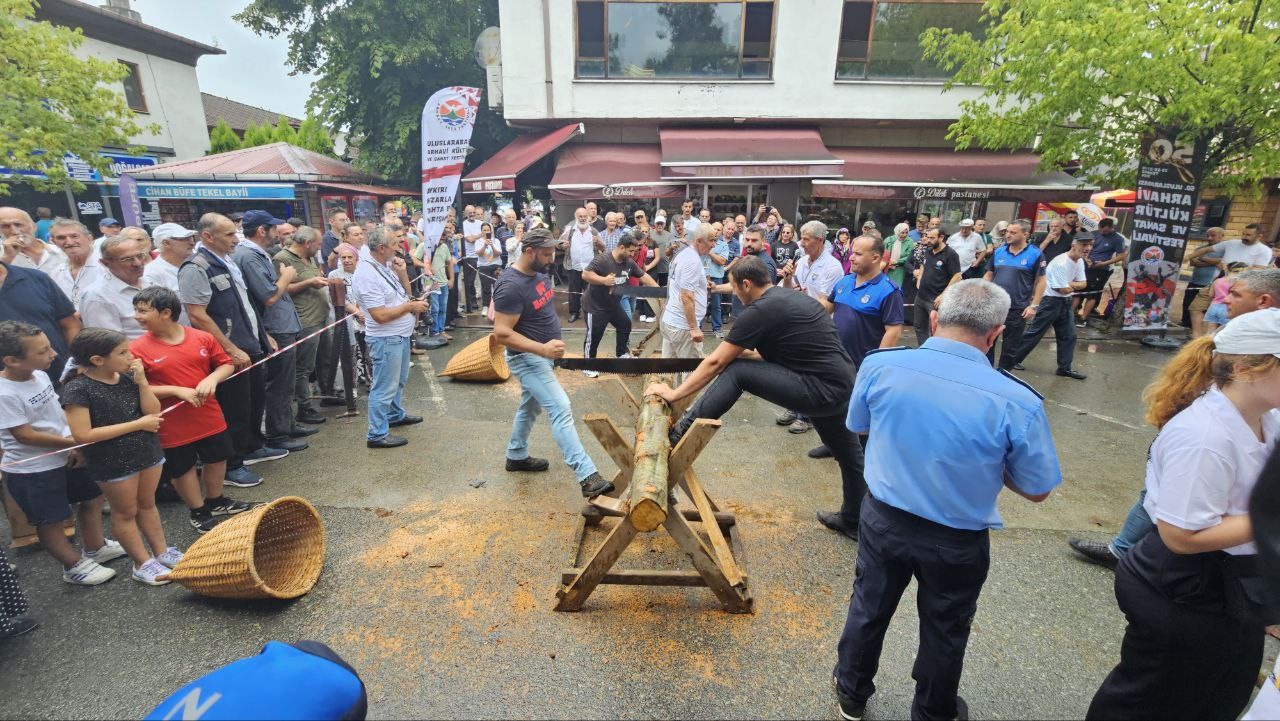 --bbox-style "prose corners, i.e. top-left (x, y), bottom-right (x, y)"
top-left (911, 297), bottom-right (935, 346)
top-left (216, 355), bottom-right (267, 469)
top-left (460, 257), bottom-right (479, 310)
top-left (1087, 533), bottom-right (1264, 721)
top-left (583, 304), bottom-right (632, 358)
top-left (986, 307), bottom-right (1027, 370)
top-left (635, 271), bottom-right (666, 318)
top-left (566, 270), bottom-right (585, 316)
top-left (447, 272), bottom-right (460, 322)
top-left (478, 264), bottom-right (499, 308)
top-left (1012, 296), bottom-right (1076, 372)
top-left (671, 359), bottom-right (865, 519)
top-left (836, 496), bottom-right (990, 721)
